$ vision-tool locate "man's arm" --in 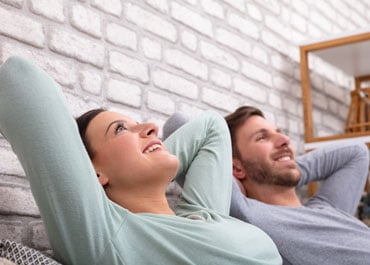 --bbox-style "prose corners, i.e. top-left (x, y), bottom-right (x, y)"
top-left (296, 142), bottom-right (369, 214)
